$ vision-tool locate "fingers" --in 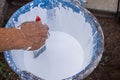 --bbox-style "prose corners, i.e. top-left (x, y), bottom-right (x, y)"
top-left (42, 22), bottom-right (49, 30)
top-left (33, 36), bottom-right (46, 44)
top-left (30, 37), bottom-right (46, 50)
top-left (35, 22), bottom-right (48, 38)
top-left (20, 21), bottom-right (48, 50)
top-left (21, 21), bottom-right (48, 37)
top-left (21, 21), bottom-right (49, 31)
